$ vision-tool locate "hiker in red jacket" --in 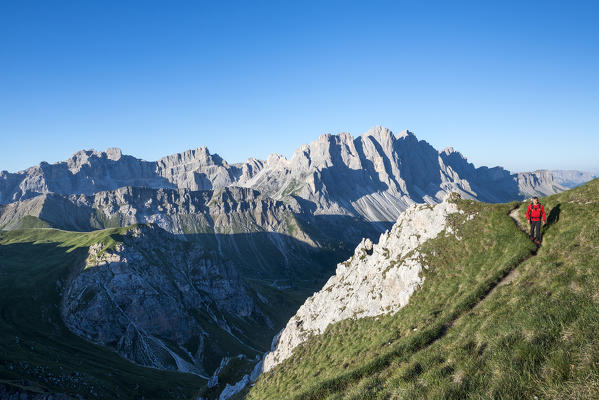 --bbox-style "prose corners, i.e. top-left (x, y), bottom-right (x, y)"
top-left (526, 197), bottom-right (546, 245)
